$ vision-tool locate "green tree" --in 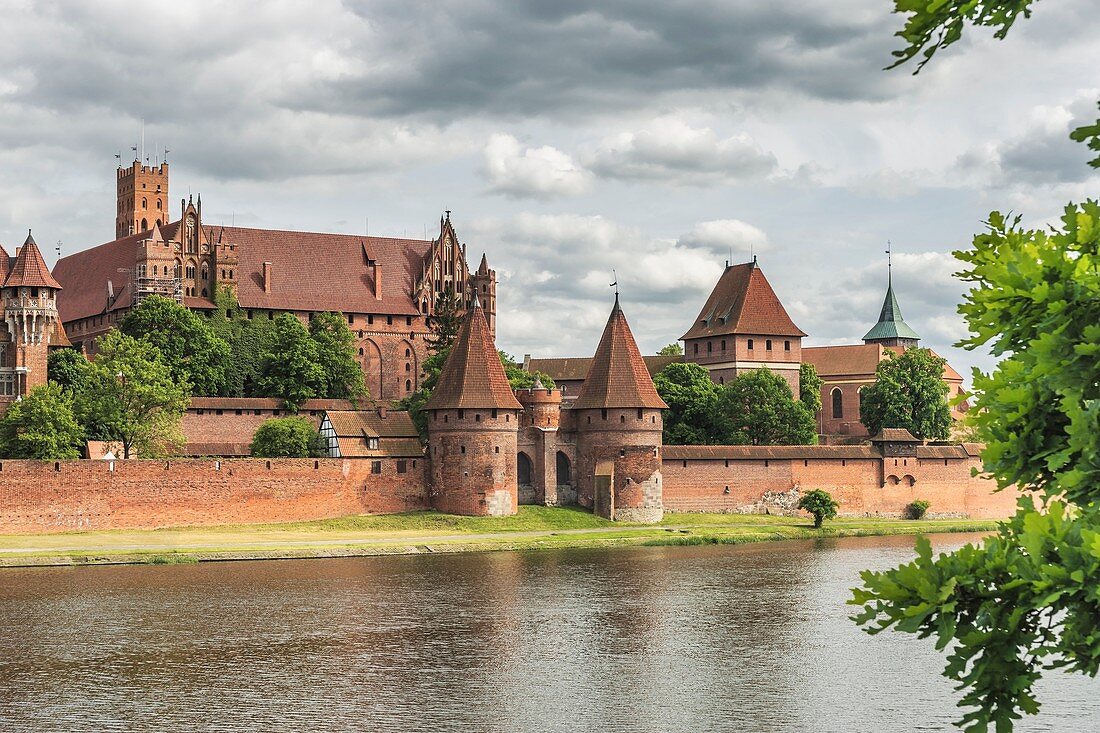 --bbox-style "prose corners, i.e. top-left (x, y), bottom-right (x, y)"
top-left (75, 330), bottom-right (189, 459)
top-left (653, 362), bottom-right (723, 445)
top-left (47, 348), bottom-right (90, 394)
top-left (859, 348), bottom-right (951, 440)
top-left (717, 369), bottom-right (817, 446)
top-left (799, 362), bottom-right (823, 415)
top-left (309, 312), bottom-right (367, 400)
top-left (119, 295), bottom-right (232, 396)
top-left (852, 204), bottom-right (1100, 731)
top-left (426, 291), bottom-right (463, 352)
top-left (500, 351), bottom-right (556, 390)
top-left (255, 314), bottom-right (325, 408)
top-left (250, 416), bottom-right (323, 458)
top-left (797, 489), bottom-right (839, 529)
top-left (0, 383), bottom-right (84, 459)
top-left (206, 285), bottom-right (276, 397)
top-left (657, 342), bottom-right (683, 356)
top-left (889, 0), bottom-right (1099, 167)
